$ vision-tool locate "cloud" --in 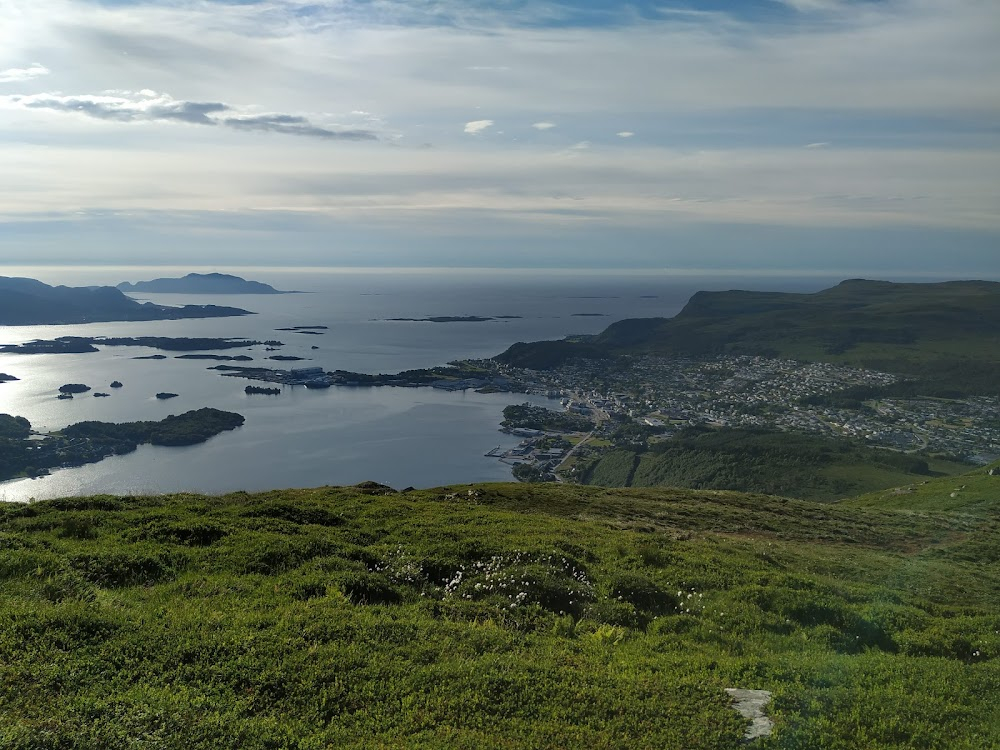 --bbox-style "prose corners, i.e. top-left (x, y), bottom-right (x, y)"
top-left (13, 91), bottom-right (227, 123)
top-left (804, 142), bottom-right (830, 149)
top-left (464, 119), bottom-right (494, 134)
top-left (223, 114), bottom-right (376, 140)
top-left (532, 121), bottom-right (556, 130)
top-left (6, 90), bottom-right (376, 139)
top-left (0, 64), bottom-right (50, 83)
top-left (617, 131), bottom-right (635, 138)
